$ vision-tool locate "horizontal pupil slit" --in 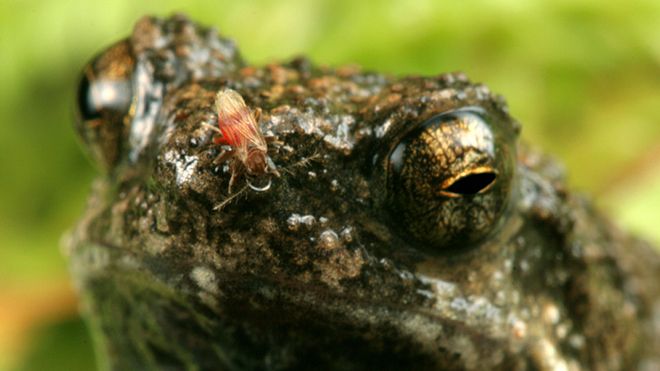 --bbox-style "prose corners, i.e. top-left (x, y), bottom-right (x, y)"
top-left (444, 172), bottom-right (496, 195)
